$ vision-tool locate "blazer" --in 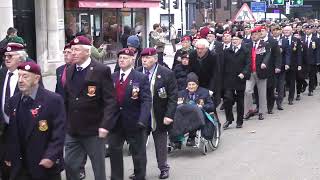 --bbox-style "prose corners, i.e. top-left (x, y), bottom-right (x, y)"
top-left (178, 87), bottom-right (214, 113)
top-left (287, 36), bottom-right (302, 67)
top-left (264, 37), bottom-right (282, 77)
top-left (302, 35), bottom-right (320, 65)
top-left (55, 64), bottom-right (67, 99)
top-left (136, 65), bottom-right (178, 132)
top-left (246, 41), bottom-right (271, 79)
top-left (4, 87), bottom-right (65, 179)
top-left (111, 69), bottom-right (151, 132)
top-left (64, 59), bottom-right (119, 136)
top-left (223, 45), bottom-right (250, 90)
